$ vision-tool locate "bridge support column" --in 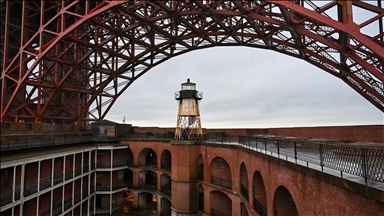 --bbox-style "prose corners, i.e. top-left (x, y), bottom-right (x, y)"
top-left (170, 140), bottom-right (200, 216)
